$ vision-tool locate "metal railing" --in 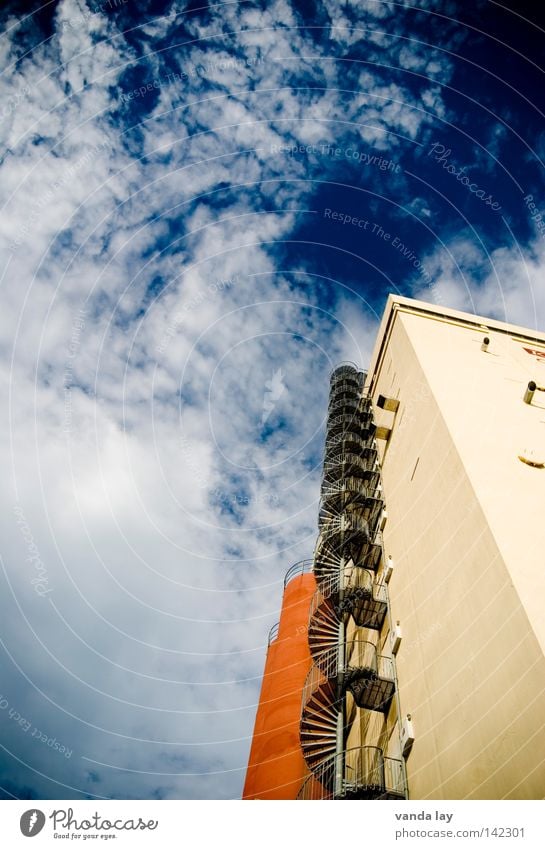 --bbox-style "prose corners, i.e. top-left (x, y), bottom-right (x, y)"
top-left (308, 645), bottom-right (339, 679)
top-left (323, 451), bottom-right (377, 476)
top-left (313, 538), bottom-right (383, 578)
top-left (345, 640), bottom-right (395, 682)
top-left (312, 565), bottom-right (374, 601)
top-left (268, 622), bottom-right (280, 646)
top-left (309, 638), bottom-right (395, 681)
top-left (321, 474), bottom-right (380, 502)
top-left (283, 559), bottom-right (314, 587)
top-left (301, 663), bottom-right (332, 709)
top-left (296, 746), bottom-right (406, 800)
top-left (326, 412), bottom-right (375, 434)
top-left (329, 362), bottom-right (363, 383)
top-left (328, 396), bottom-right (361, 415)
top-left (325, 434), bottom-right (377, 459)
top-left (327, 380), bottom-right (362, 397)
top-left (318, 512), bottom-right (373, 541)
top-left (384, 754), bottom-right (407, 798)
top-left (328, 382), bottom-right (360, 398)
top-left (310, 562), bottom-right (389, 634)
